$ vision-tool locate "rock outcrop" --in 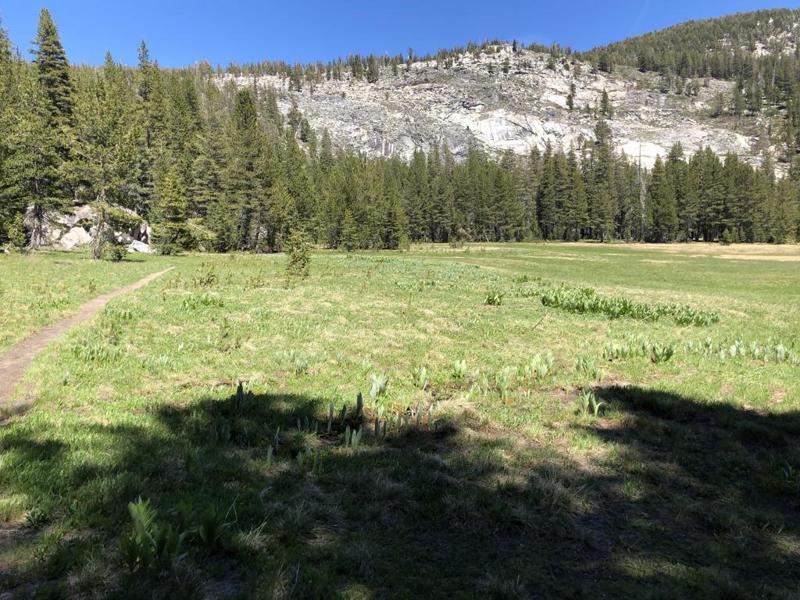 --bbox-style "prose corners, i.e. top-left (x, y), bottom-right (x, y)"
top-left (24, 204), bottom-right (152, 253)
top-left (221, 45), bottom-right (763, 169)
